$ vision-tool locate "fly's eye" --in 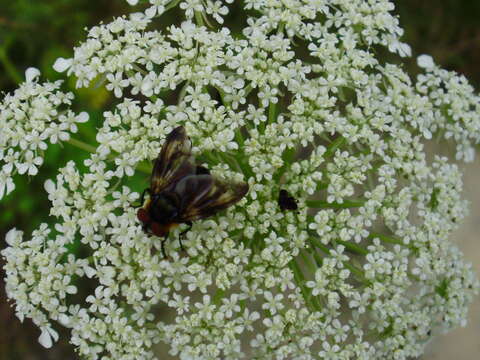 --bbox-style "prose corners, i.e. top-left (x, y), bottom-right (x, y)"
top-left (137, 208), bottom-right (150, 223)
